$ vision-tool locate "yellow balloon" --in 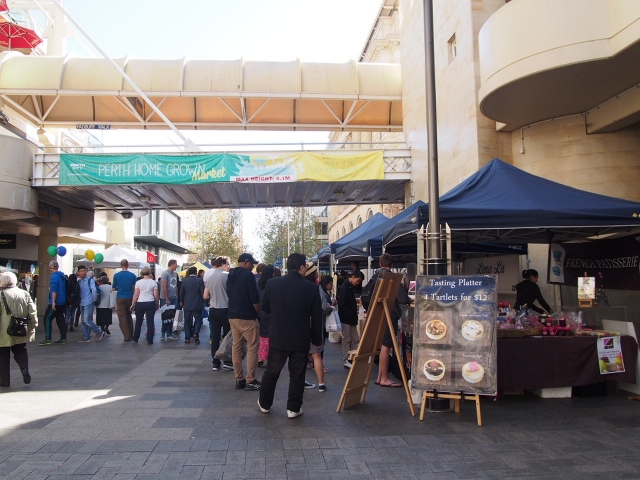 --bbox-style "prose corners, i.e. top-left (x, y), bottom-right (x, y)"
top-left (85, 249), bottom-right (95, 261)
